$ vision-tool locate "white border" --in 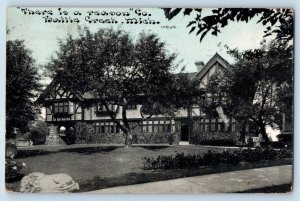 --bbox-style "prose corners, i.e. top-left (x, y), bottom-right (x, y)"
top-left (0, 1), bottom-right (299, 201)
